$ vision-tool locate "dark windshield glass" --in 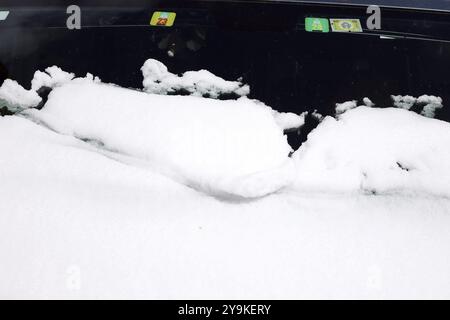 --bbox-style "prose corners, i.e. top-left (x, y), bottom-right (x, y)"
top-left (271, 0), bottom-right (450, 11)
